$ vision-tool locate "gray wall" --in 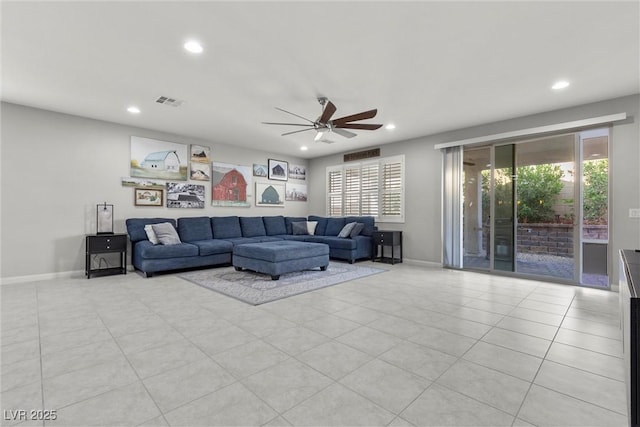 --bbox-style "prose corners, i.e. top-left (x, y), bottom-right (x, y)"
top-left (309, 95), bottom-right (640, 282)
top-left (1, 103), bottom-right (309, 280)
